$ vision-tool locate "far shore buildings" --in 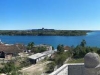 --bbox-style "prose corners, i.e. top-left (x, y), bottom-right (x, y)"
top-left (49, 52), bottom-right (100, 75)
